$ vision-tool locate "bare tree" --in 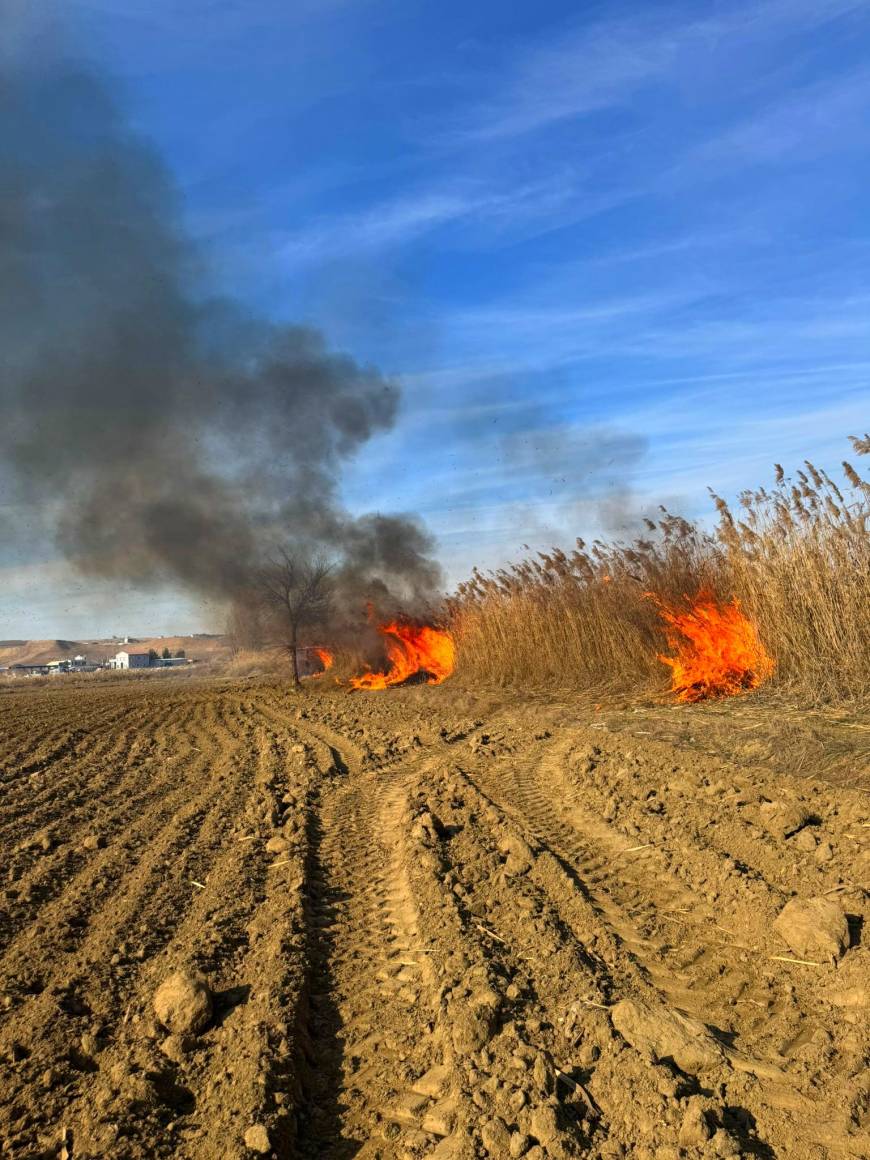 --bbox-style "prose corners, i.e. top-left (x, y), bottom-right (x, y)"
top-left (259, 550), bottom-right (334, 685)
